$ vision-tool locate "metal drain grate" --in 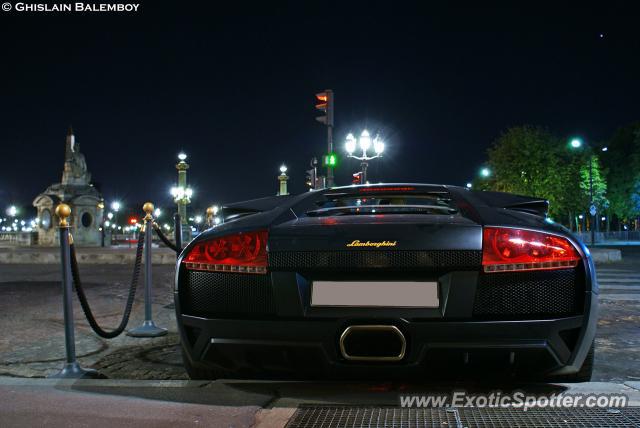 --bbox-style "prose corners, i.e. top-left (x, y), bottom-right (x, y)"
top-left (286, 406), bottom-right (460, 428)
top-left (458, 407), bottom-right (640, 427)
top-left (285, 406), bottom-right (640, 428)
